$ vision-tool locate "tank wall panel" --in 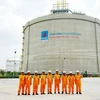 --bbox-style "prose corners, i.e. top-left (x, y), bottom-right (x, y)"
top-left (23, 14), bottom-right (100, 74)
